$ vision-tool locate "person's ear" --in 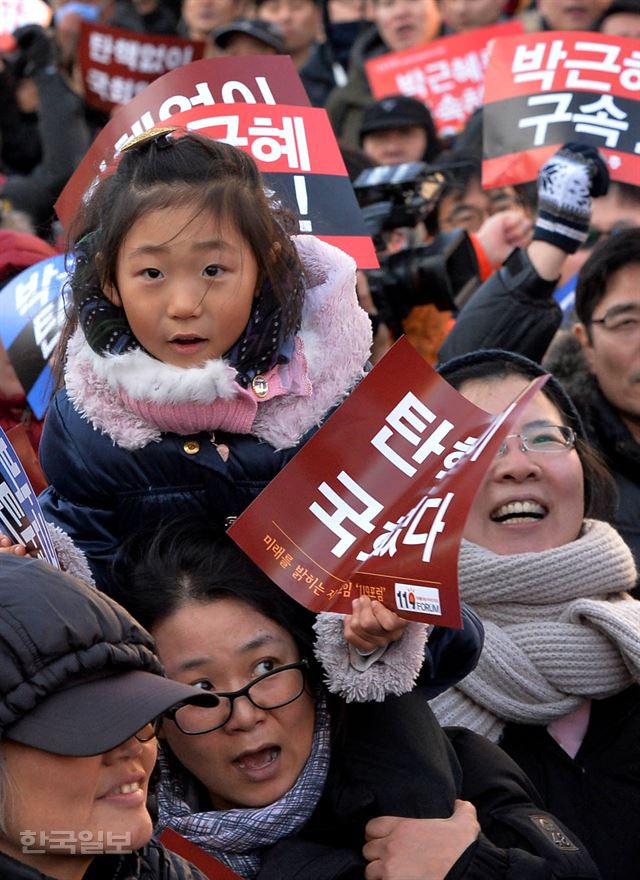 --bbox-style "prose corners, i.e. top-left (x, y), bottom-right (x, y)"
top-left (97, 252), bottom-right (123, 307)
top-left (574, 322), bottom-right (595, 372)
